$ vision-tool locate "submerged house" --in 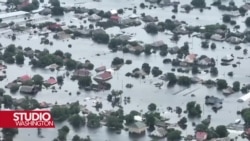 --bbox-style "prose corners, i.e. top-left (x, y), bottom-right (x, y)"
top-left (210, 34), bottom-right (224, 41)
top-left (205, 96), bottom-right (223, 105)
top-left (142, 15), bottom-right (157, 22)
top-left (149, 40), bottom-right (166, 49)
top-left (168, 46), bottom-right (179, 54)
top-left (195, 132), bottom-right (208, 141)
top-left (197, 57), bottom-right (213, 67)
top-left (119, 18), bottom-right (141, 27)
top-left (71, 28), bottom-right (92, 37)
top-left (205, 96), bottom-right (223, 110)
top-left (48, 23), bottom-right (62, 31)
top-left (17, 75), bottom-right (32, 83)
top-left (222, 87), bottom-right (234, 95)
top-left (226, 36), bottom-right (242, 44)
top-left (223, 11), bottom-right (240, 18)
top-left (73, 69), bottom-right (91, 78)
top-left (128, 122), bottom-right (147, 134)
top-left (212, 103), bottom-right (223, 110)
top-left (185, 54), bottom-right (197, 64)
top-left (110, 15), bottom-right (121, 23)
top-left (159, 0), bottom-right (172, 6)
top-left (88, 14), bottom-right (101, 22)
top-left (0, 72), bottom-right (6, 80)
top-left (150, 127), bottom-right (167, 138)
top-left (95, 66), bottom-right (106, 73)
top-left (238, 92), bottom-right (250, 103)
top-left (129, 14), bottom-right (139, 19)
top-left (128, 44), bottom-right (144, 53)
top-left (94, 71), bottom-right (112, 82)
top-left (46, 63), bottom-right (60, 70)
top-left (20, 86), bottom-right (38, 94)
top-left (44, 77), bottom-right (57, 85)
top-left (0, 64), bottom-right (6, 71)
top-left (221, 54), bottom-right (234, 62)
